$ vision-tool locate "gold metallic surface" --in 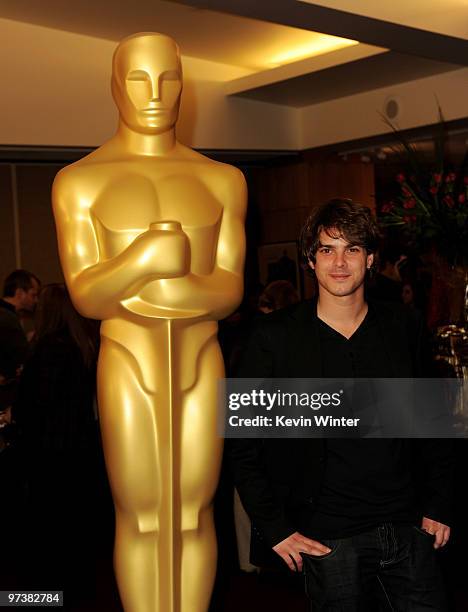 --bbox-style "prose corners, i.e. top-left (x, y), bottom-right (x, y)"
top-left (52, 32), bottom-right (246, 612)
